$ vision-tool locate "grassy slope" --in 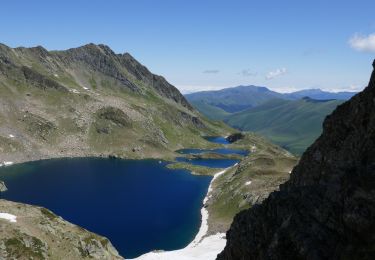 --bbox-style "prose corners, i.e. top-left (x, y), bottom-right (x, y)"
top-left (185, 86), bottom-right (285, 114)
top-left (189, 100), bottom-right (230, 120)
top-left (206, 133), bottom-right (298, 234)
top-left (225, 98), bottom-right (344, 155)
